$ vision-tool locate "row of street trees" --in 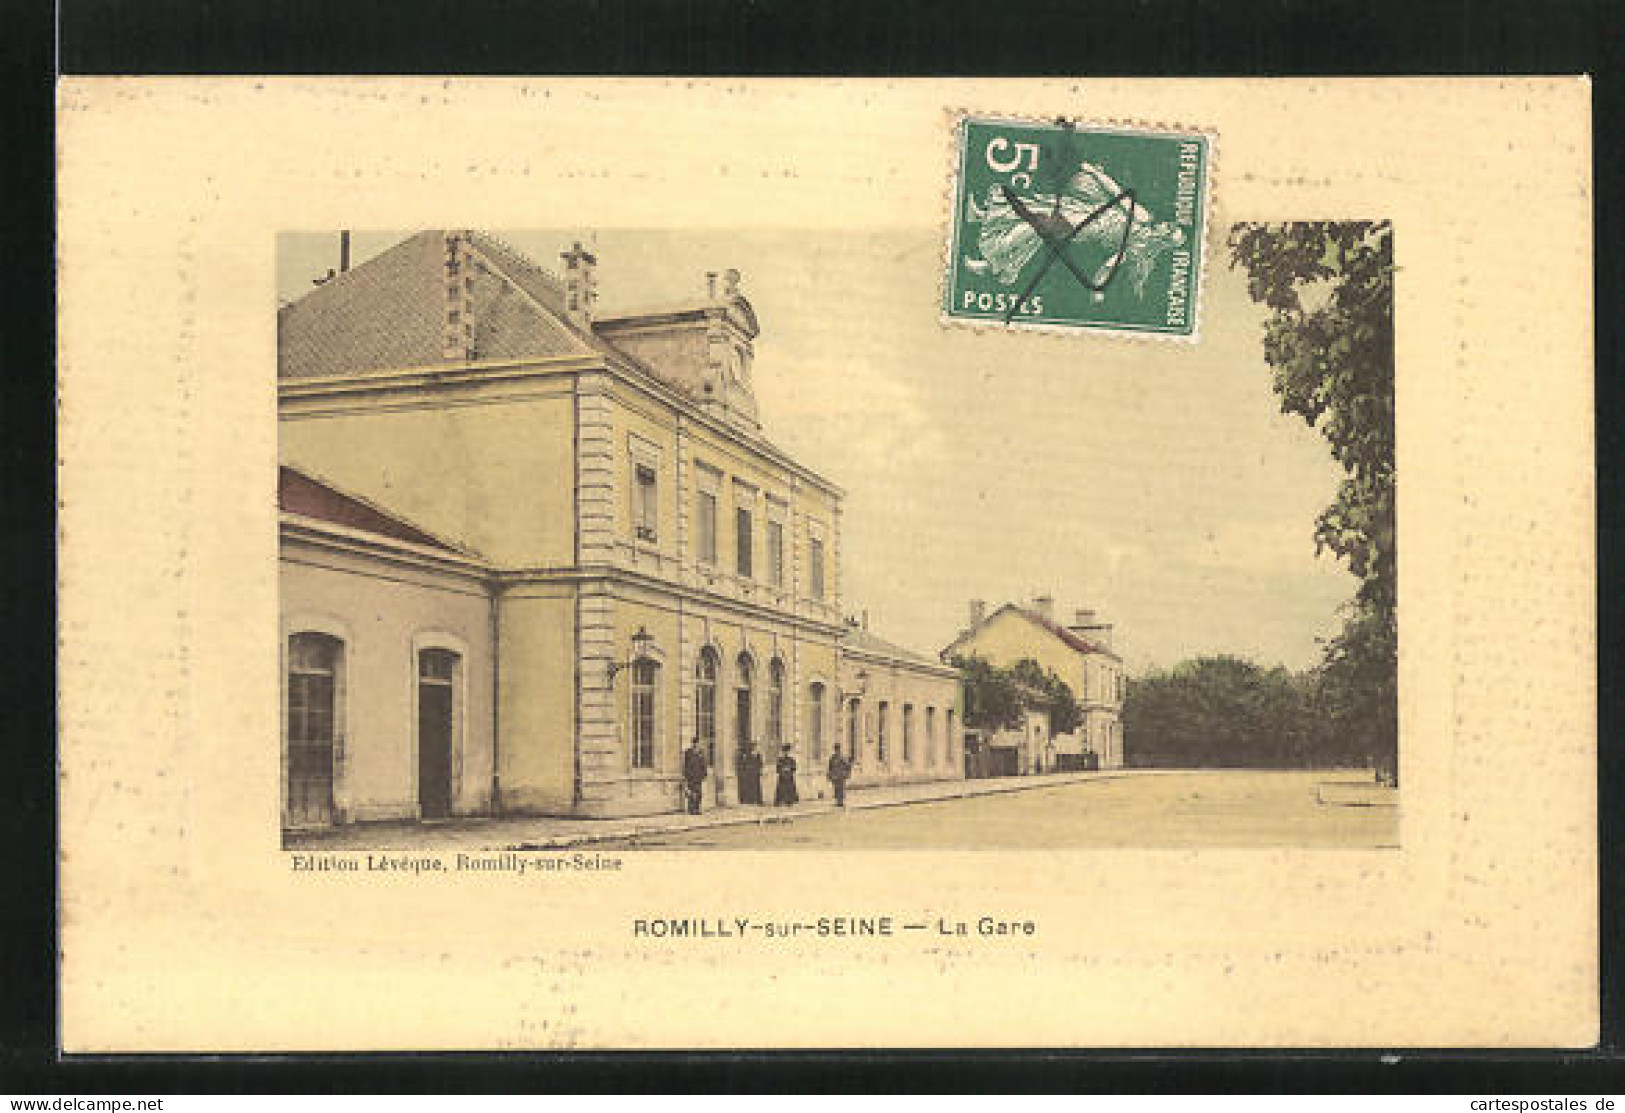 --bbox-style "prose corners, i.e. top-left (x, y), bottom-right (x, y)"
top-left (1122, 655), bottom-right (1376, 769)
